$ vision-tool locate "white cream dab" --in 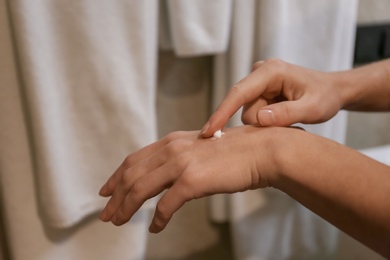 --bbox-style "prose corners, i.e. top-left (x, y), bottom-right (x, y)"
top-left (213, 129), bottom-right (224, 139)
